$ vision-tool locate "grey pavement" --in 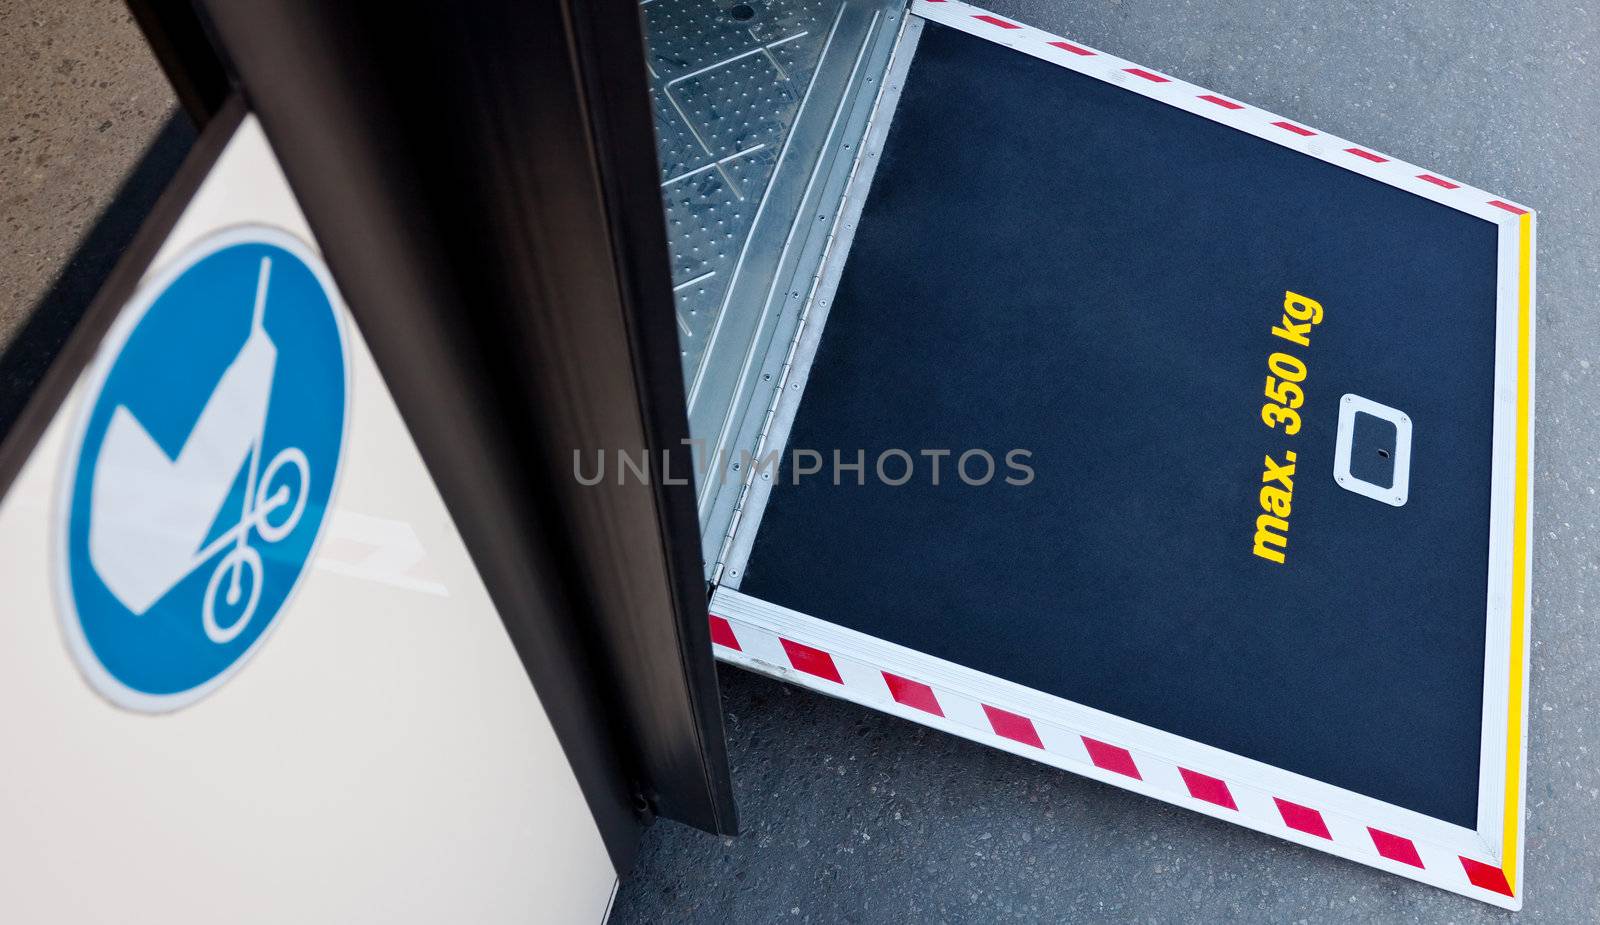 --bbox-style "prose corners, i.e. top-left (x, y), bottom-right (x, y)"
top-left (612, 1), bottom-right (1600, 922)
